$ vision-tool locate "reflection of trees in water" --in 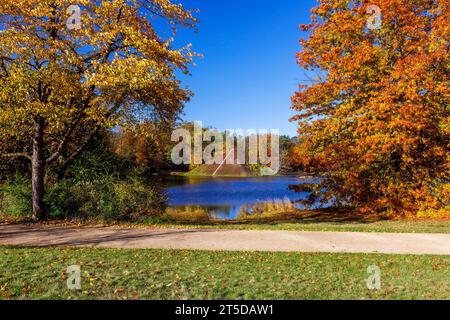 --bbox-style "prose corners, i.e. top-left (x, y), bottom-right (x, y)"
top-left (162, 175), bottom-right (327, 219)
top-left (159, 175), bottom-right (211, 188)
